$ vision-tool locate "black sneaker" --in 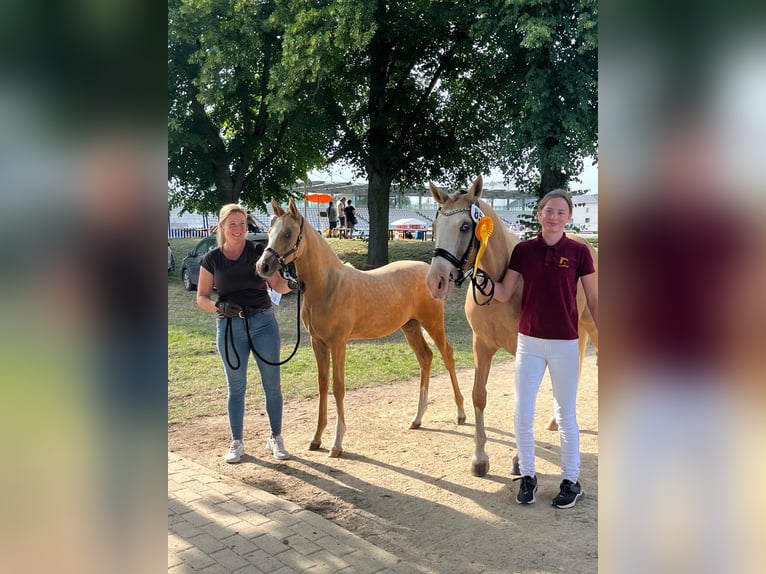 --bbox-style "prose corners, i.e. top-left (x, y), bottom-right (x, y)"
top-left (513, 475), bottom-right (538, 504)
top-left (552, 479), bottom-right (583, 508)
